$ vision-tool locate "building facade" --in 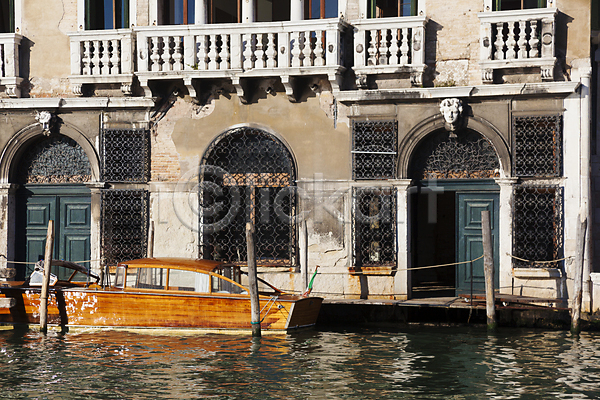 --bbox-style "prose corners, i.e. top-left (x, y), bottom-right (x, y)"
top-left (0, 0), bottom-right (599, 312)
